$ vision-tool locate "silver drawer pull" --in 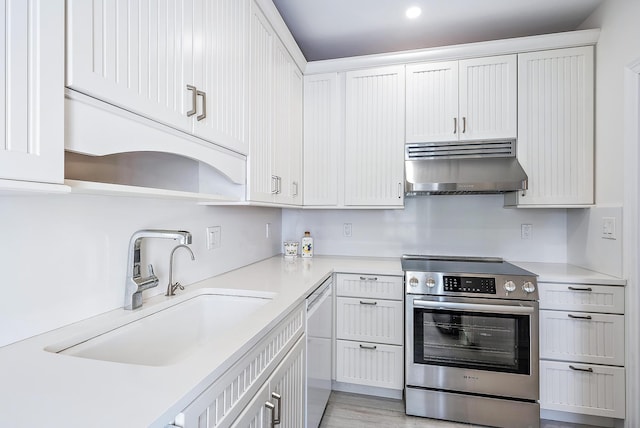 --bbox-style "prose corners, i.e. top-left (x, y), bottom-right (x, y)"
top-left (271, 392), bottom-right (281, 425)
top-left (359, 344), bottom-right (377, 350)
top-left (568, 314), bottom-right (593, 320)
top-left (569, 365), bottom-right (594, 373)
top-left (265, 401), bottom-right (276, 428)
top-left (568, 286), bottom-right (593, 292)
top-left (359, 300), bottom-right (378, 306)
top-left (359, 276), bottom-right (378, 281)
